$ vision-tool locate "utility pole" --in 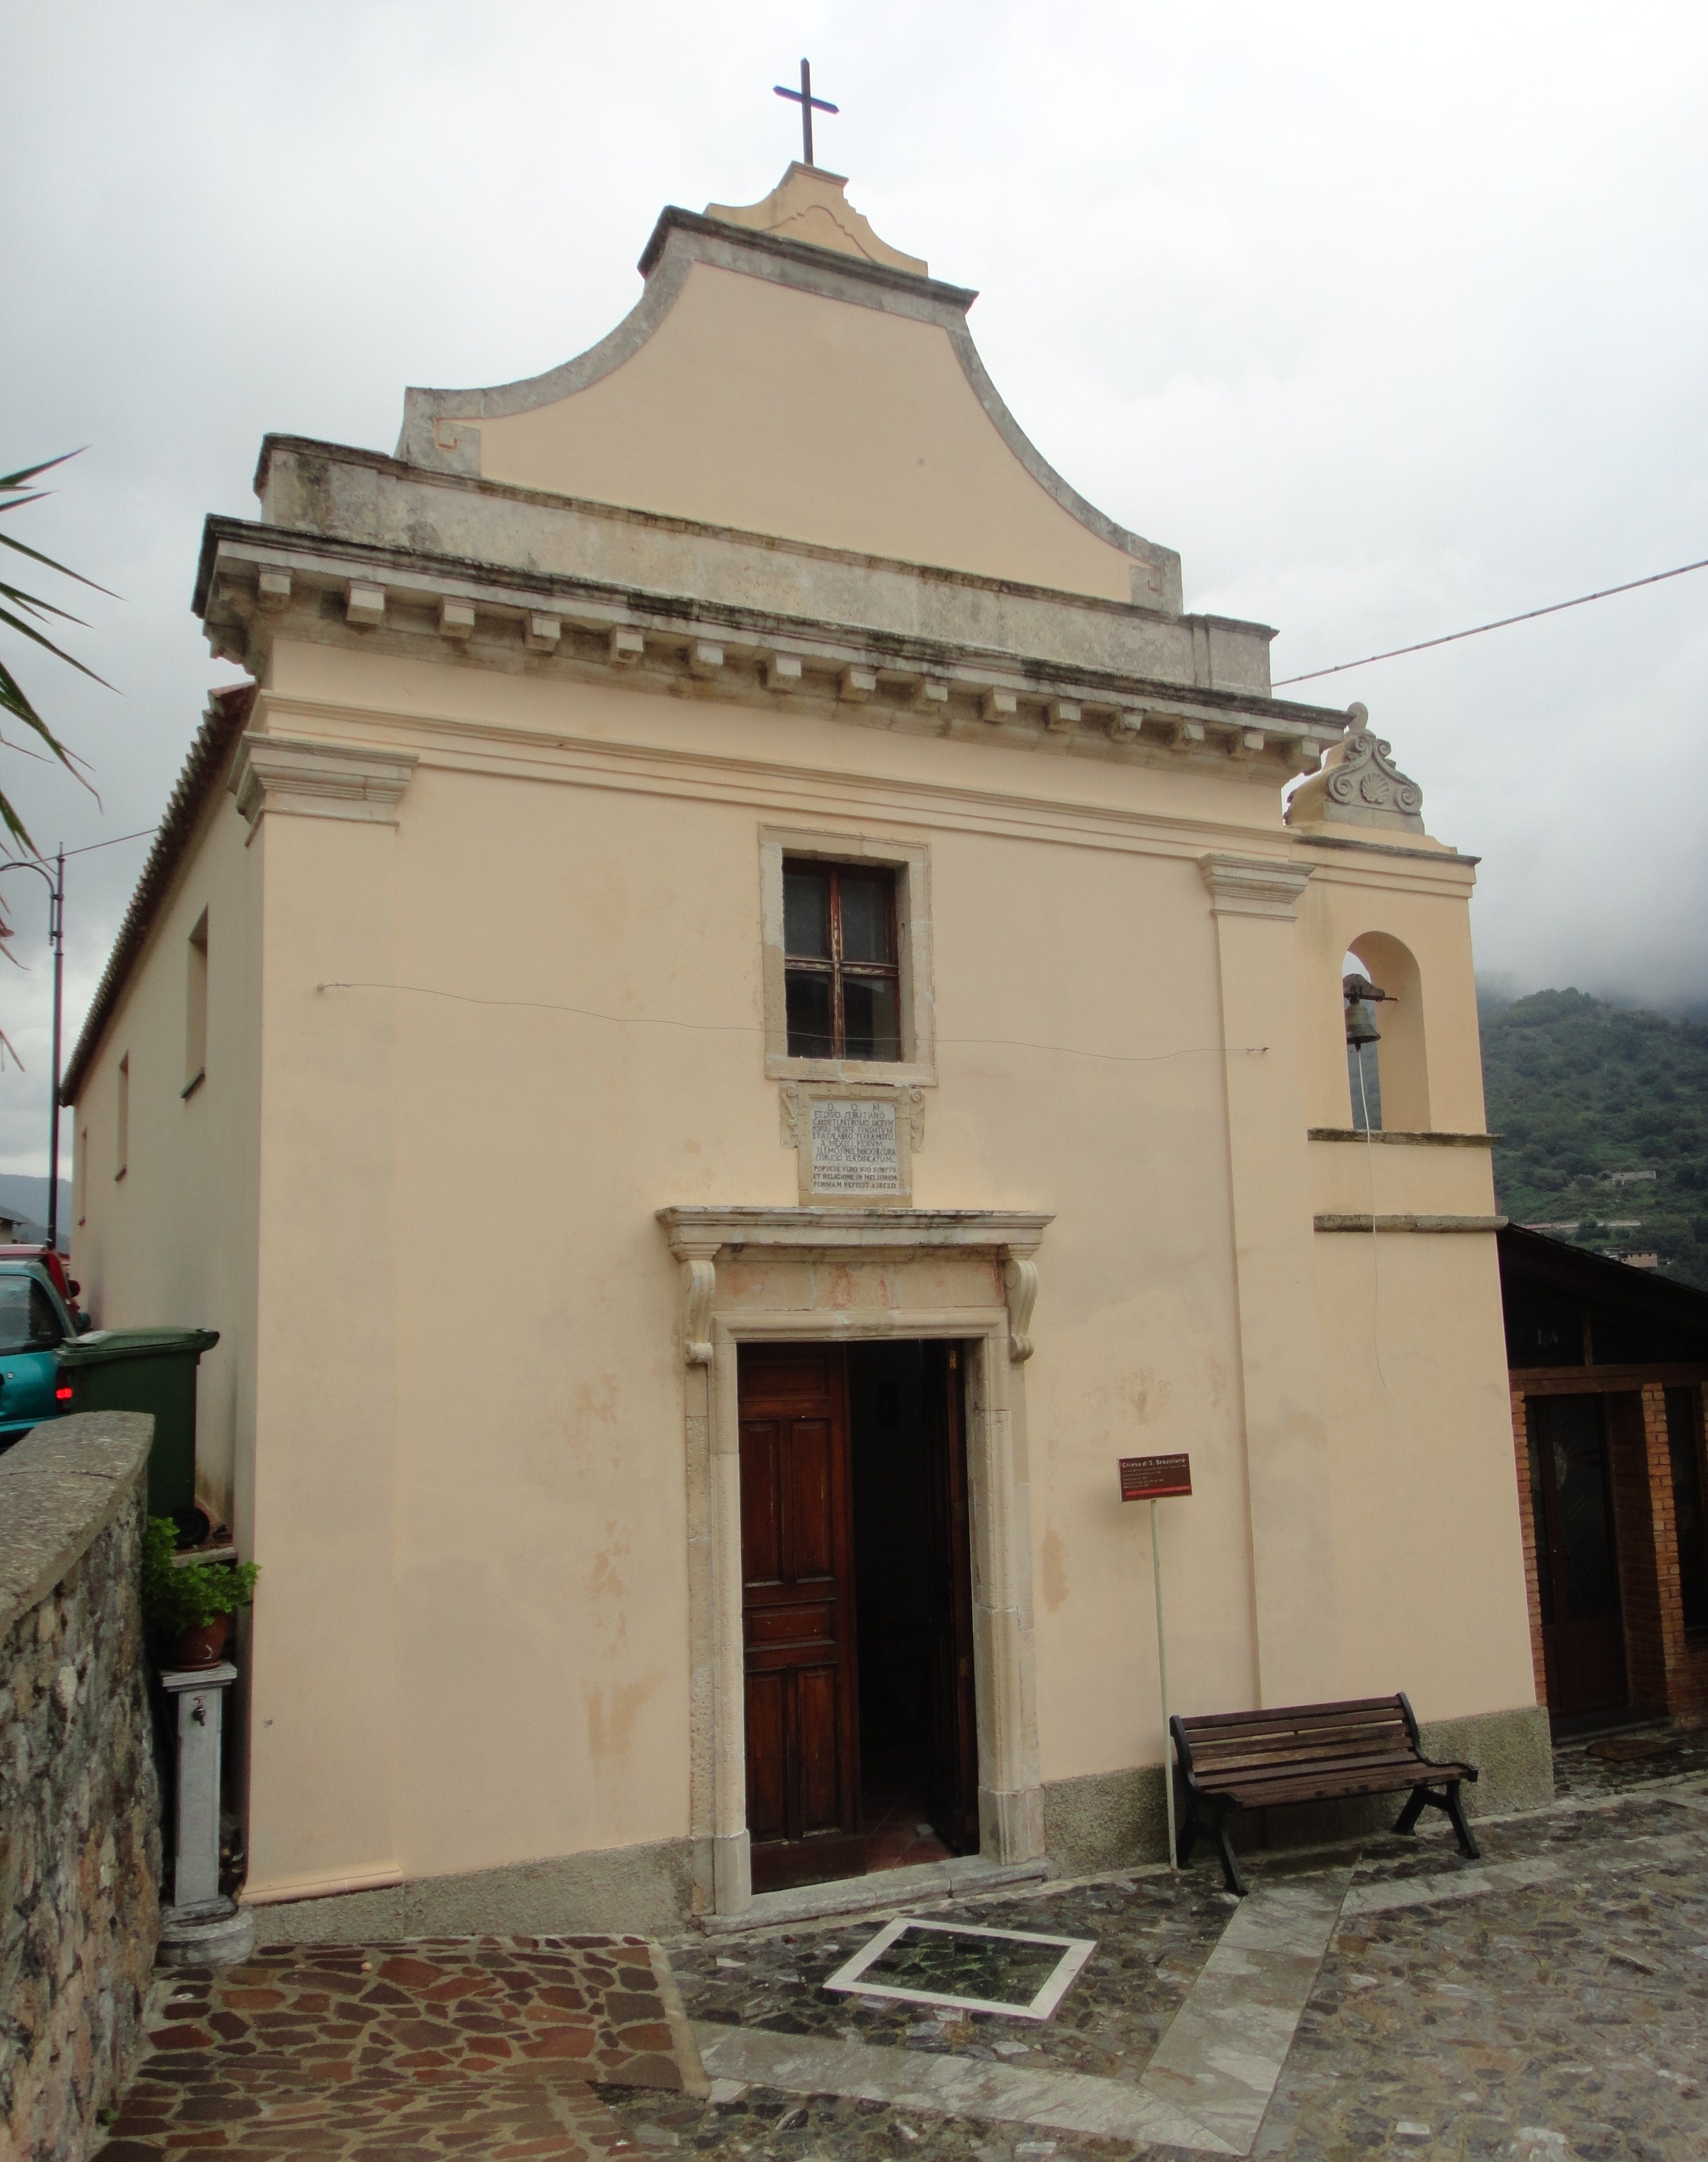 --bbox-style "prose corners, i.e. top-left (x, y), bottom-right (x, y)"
top-left (1, 847), bottom-right (66, 1250)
